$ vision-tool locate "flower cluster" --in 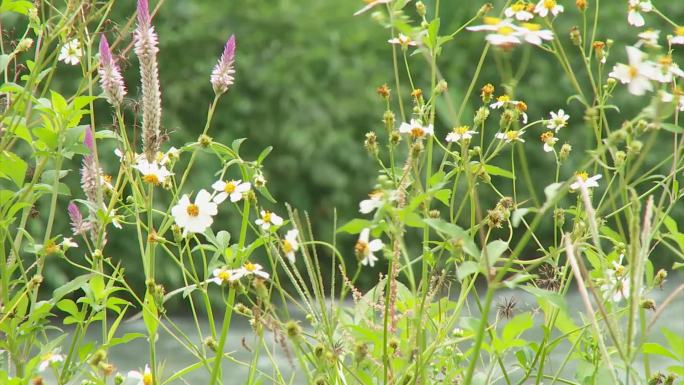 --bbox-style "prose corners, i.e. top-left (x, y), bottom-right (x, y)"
top-left (467, 16), bottom-right (554, 47)
top-left (609, 46), bottom-right (684, 96)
